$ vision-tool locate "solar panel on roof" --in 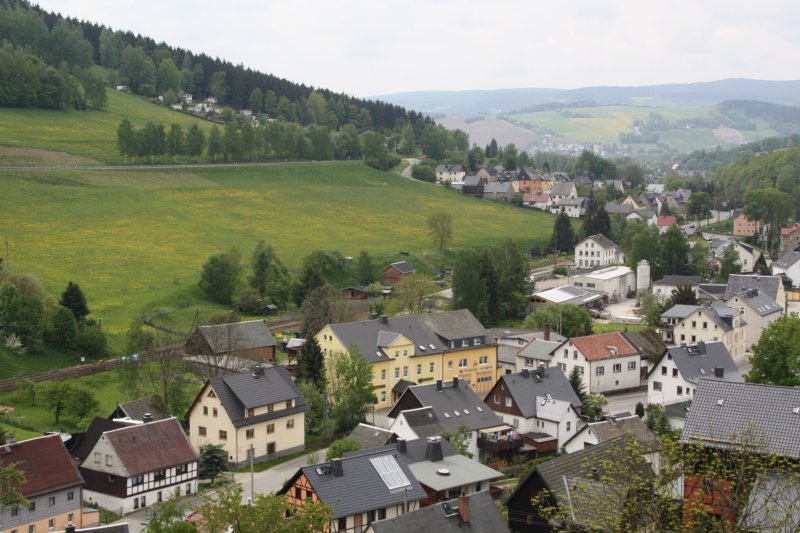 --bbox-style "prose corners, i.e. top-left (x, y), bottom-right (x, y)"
top-left (370, 455), bottom-right (411, 491)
